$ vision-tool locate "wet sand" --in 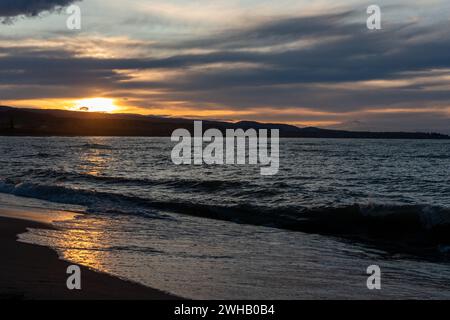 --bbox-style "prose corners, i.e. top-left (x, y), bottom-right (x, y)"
top-left (0, 213), bottom-right (180, 300)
